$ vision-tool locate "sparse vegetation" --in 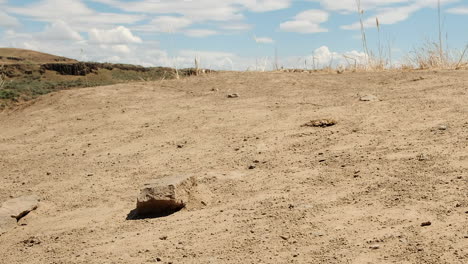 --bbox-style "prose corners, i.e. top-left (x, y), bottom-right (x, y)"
top-left (0, 49), bottom-right (201, 108)
top-left (0, 63), bottom-right (5, 89)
